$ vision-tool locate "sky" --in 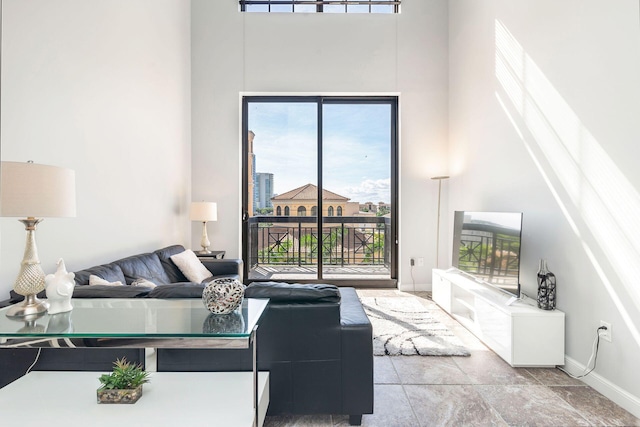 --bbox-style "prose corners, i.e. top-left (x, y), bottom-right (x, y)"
top-left (249, 101), bottom-right (391, 204)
